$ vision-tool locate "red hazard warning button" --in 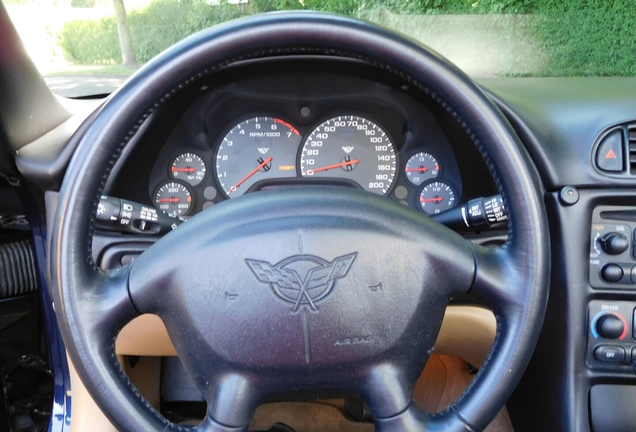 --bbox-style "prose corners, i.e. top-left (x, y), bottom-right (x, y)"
top-left (596, 130), bottom-right (623, 172)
